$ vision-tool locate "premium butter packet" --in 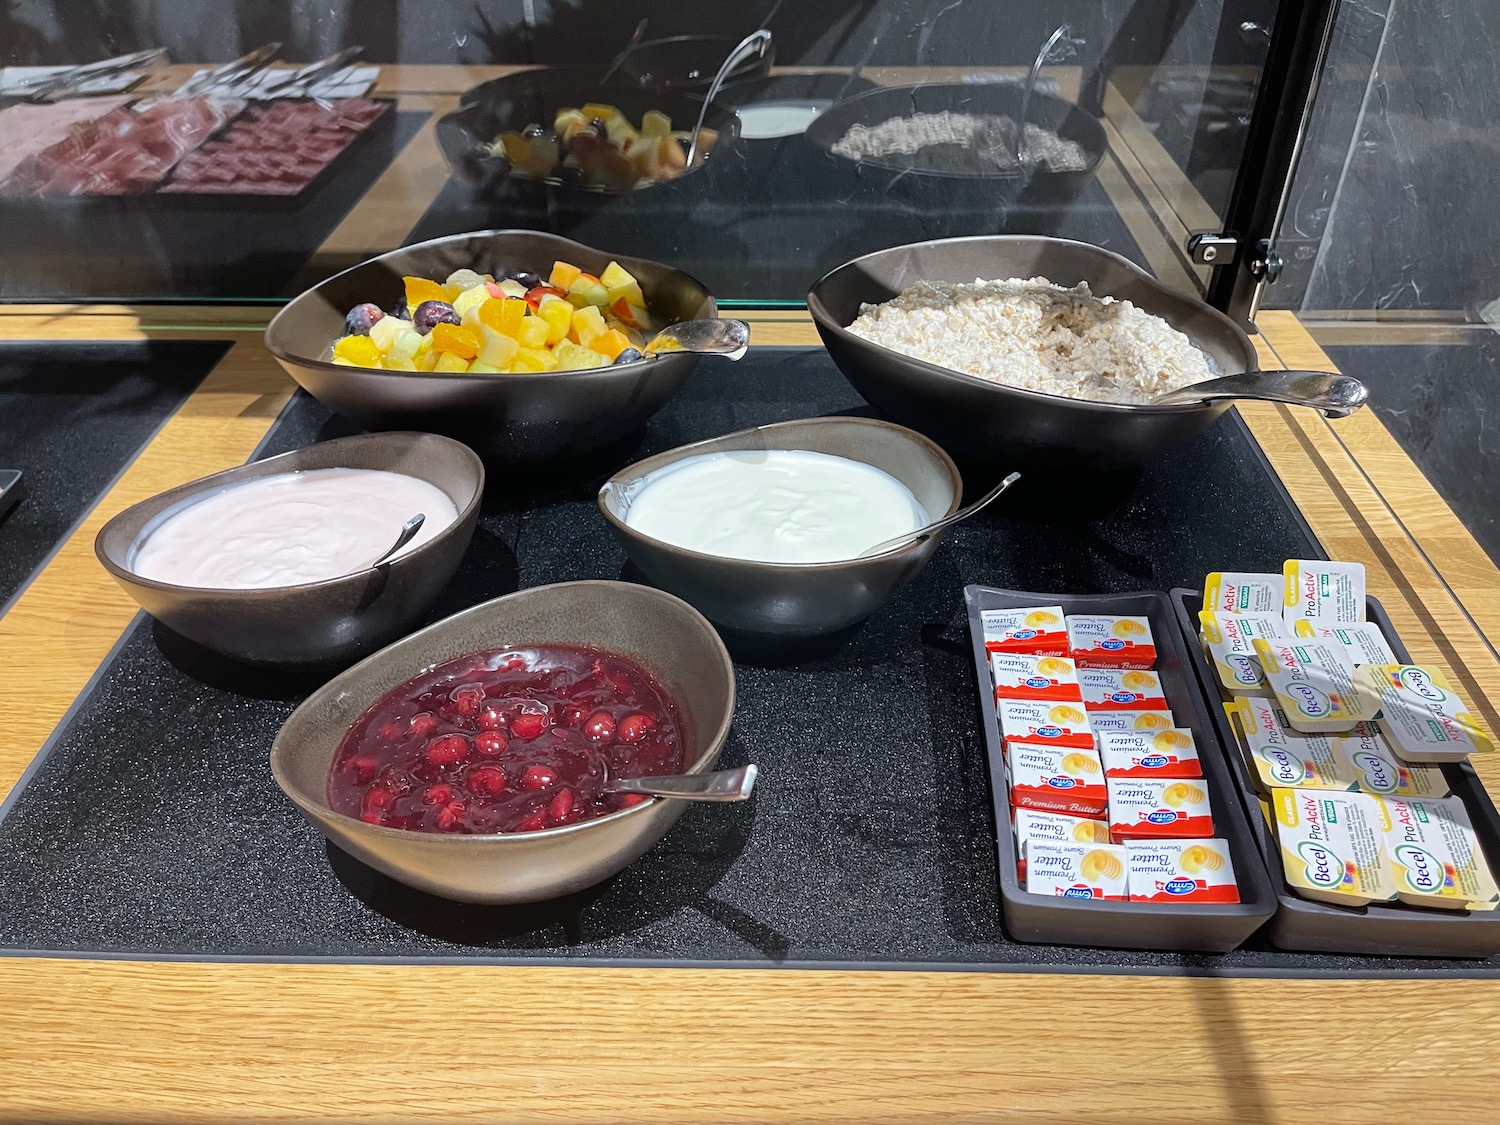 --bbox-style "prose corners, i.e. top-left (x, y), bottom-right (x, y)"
top-left (1292, 621), bottom-right (1396, 666)
top-left (1354, 664), bottom-right (1496, 763)
top-left (1013, 809), bottom-right (1110, 880)
top-left (1231, 695), bottom-right (1352, 793)
top-left (1107, 778), bottom-right (1214, 843)
top-left (1204, 571), bottom-right (1285, 616)
top-left (1271, 787), bottom-right (1395, 906)
top-left (998, 699), bottom-right (1095, 751)
top-left (1088, 709), bottom-right (1176, 733)
top-left (1025, 842), bottom-right (1129, 901)
top-left (1330, 723), bottom-right (1450, 799)
top-left (1283, 559), bottom-right (1366, 627)
top-left (1126, 839), bottom-right (1241, 903)
top-left (1373, 795), bottom-right (1500, 911)
top-left (1199, 611), bottom-right (1286, 696)
top-left (1080, 668), bottom-right (1169, 712)
top-left (1006, 745), bottom-right (1108, 818)
top-left (1099, 729), bottom-right (1202, 779)
top-left (990, 652), bottom-right (1083, 704)
top-left (1253, 638), bottom-right (1373, 732)
top-left (1065, 614), bottom-right (1157, 669)
top-left (981, 606), bottom-right (1068, 656)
